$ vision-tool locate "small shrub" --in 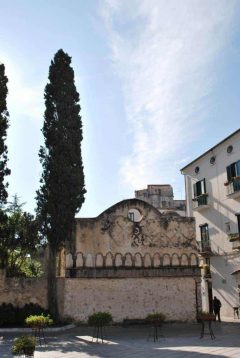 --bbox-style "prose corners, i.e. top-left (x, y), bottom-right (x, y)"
top-left (146, 312), bottom-right (166, 323)
top-left (197, 311), bottom-right (215, 321)
top-left (25, 314), bottom-right (53, 328)
top-left (12, 335), bottom-right (36, 356)
top-left (88, 312), bottom-right (112, 326)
